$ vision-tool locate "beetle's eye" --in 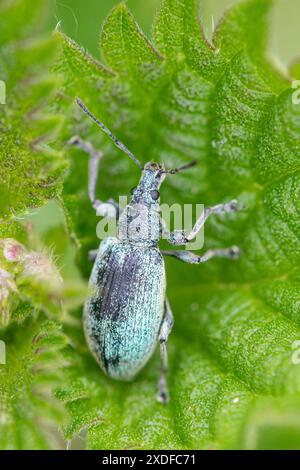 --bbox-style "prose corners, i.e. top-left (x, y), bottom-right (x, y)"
top-left (150, 190), bottom-right (160, 201)
top-left (130, 187), bottom-right (136, 195)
